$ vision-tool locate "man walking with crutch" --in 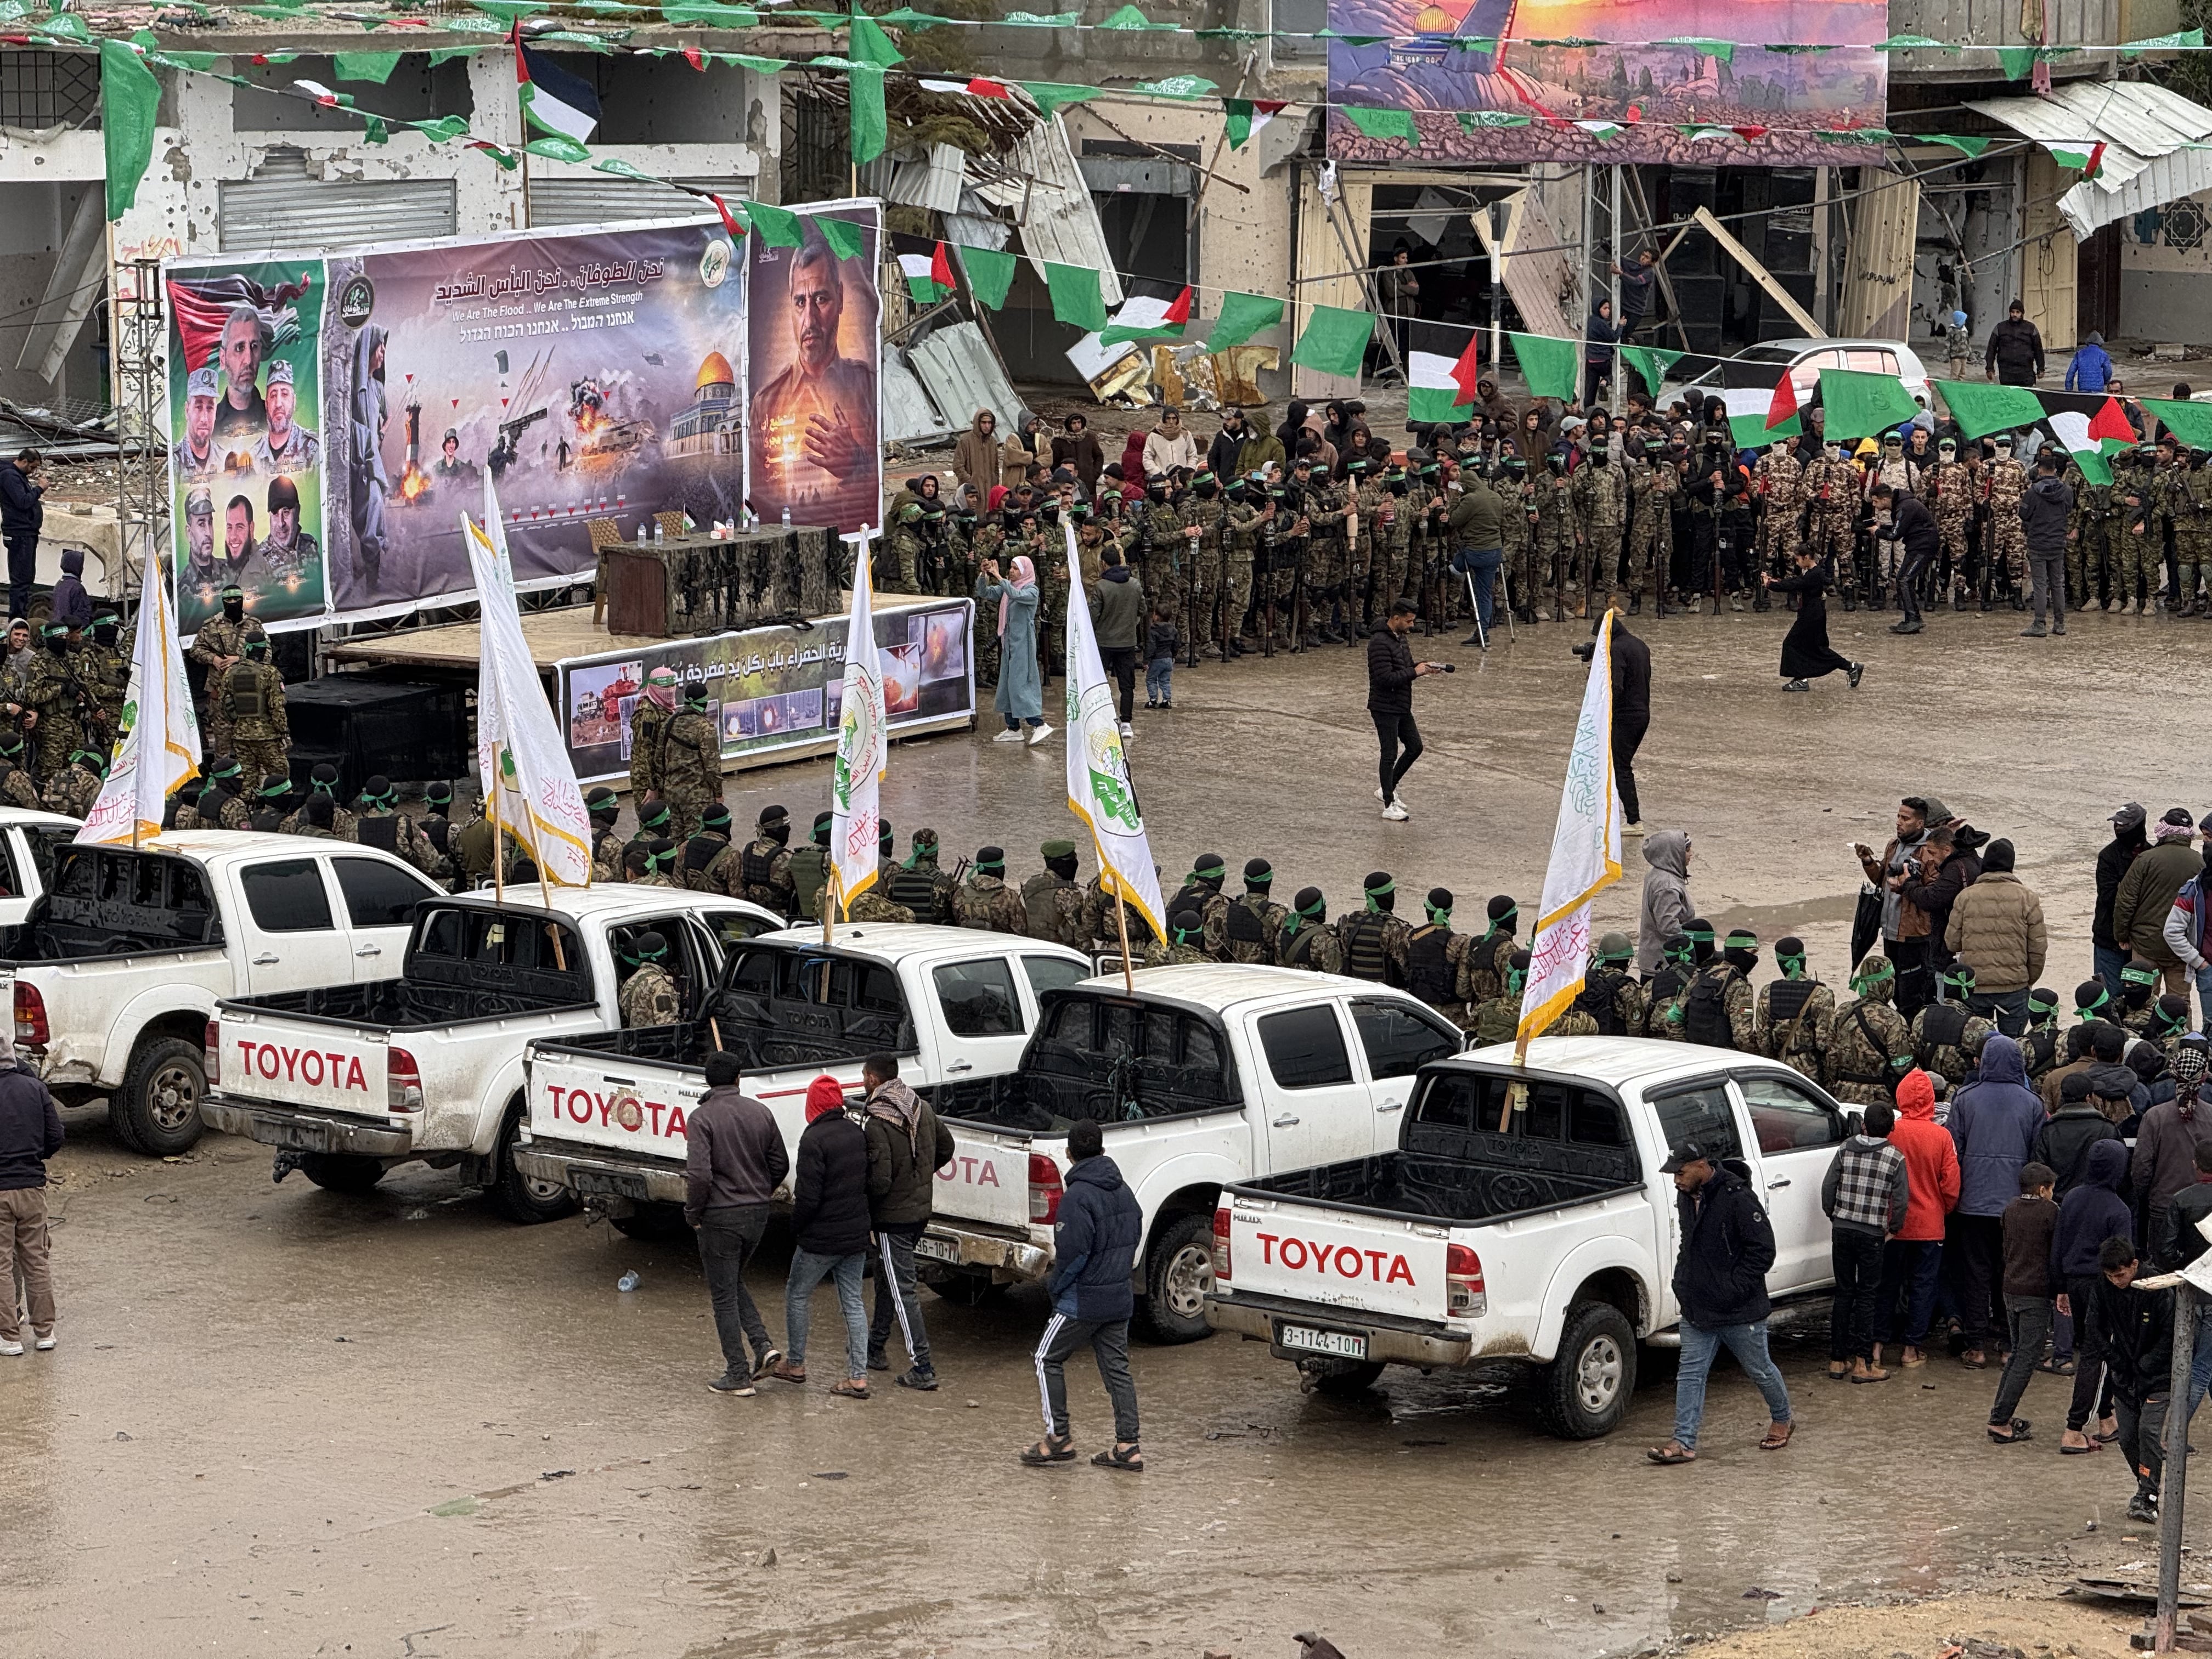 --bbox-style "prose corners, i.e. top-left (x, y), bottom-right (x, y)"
top-left (1448, 460), bottom-right (1507, 649)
